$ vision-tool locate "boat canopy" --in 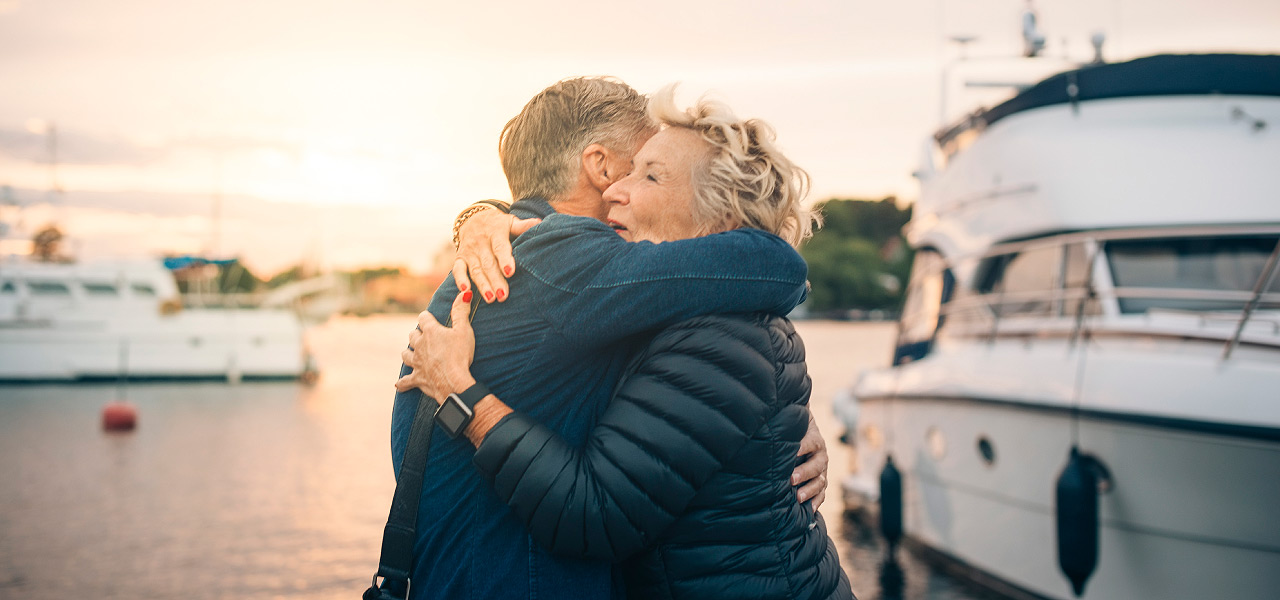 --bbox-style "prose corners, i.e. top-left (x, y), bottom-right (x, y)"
top-left (163, 255), bottom-right (238, 270)
top-left (937, 54), bottom-right (1280, 151)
